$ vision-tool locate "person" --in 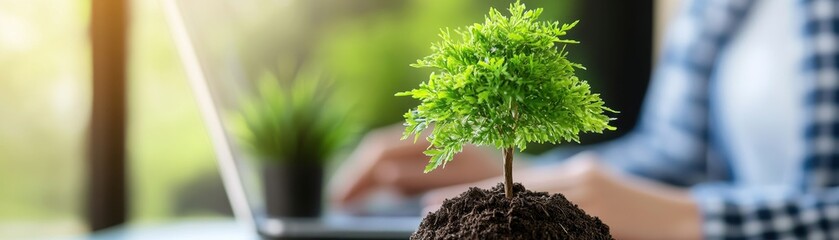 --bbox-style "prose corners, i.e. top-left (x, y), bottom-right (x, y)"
top-left (330, 0), bottom-right (839, 239)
